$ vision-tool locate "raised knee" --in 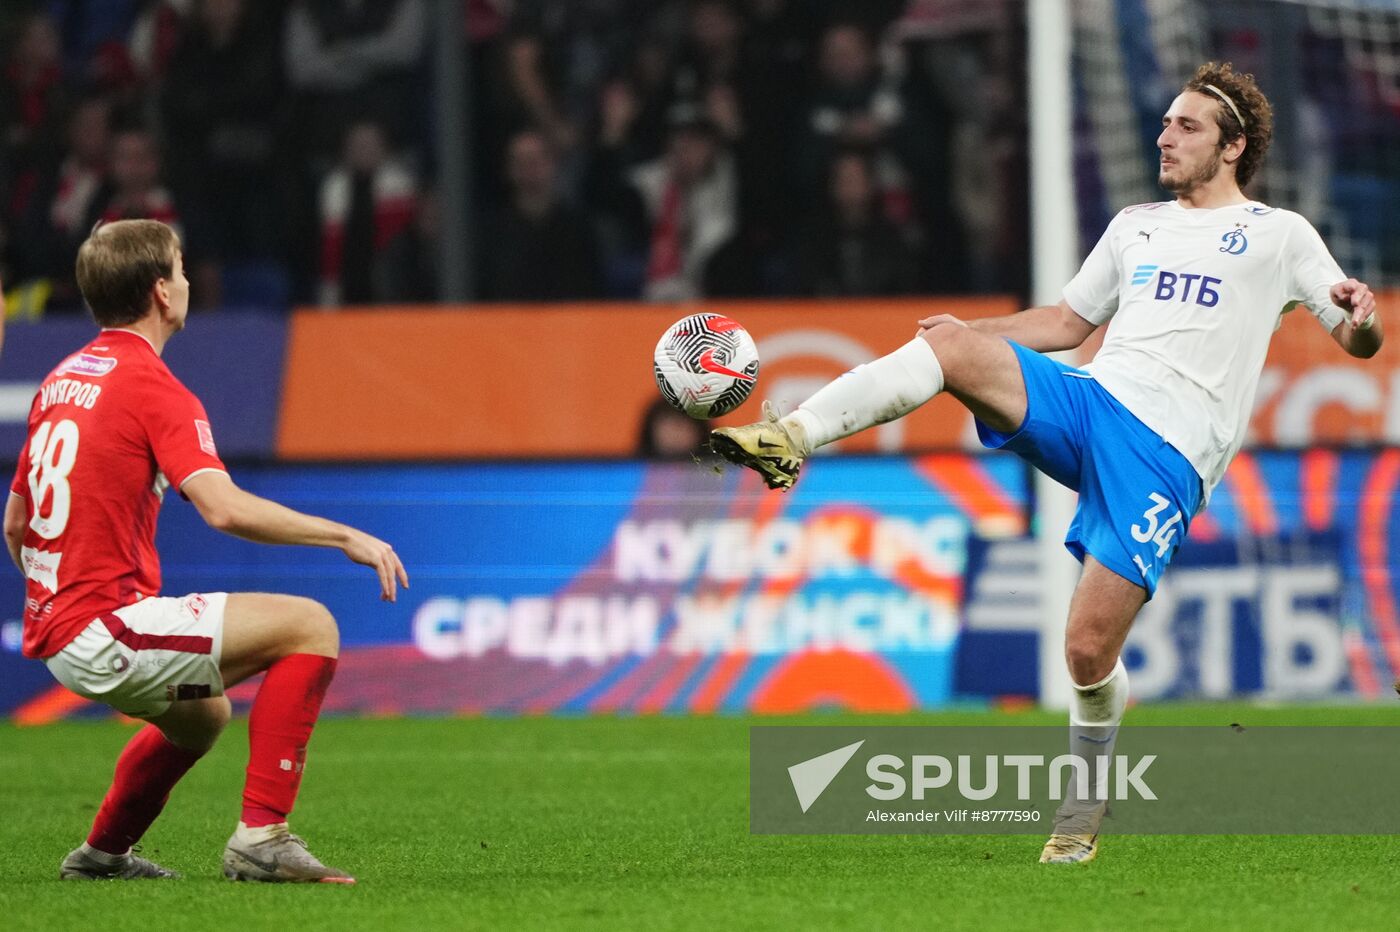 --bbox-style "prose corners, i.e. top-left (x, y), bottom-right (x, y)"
top-left (209, 697), bottom-right (233, 731)
top-left (920, 322), bottom-right (984, 386)
top-left (920, 321), bottom-right (967, 353)
top-left (295, 598), bottom-right (339, 657)
top-left (162, 697), bottom-right (231, 754)
top-left (1065, 638), bottom-right (1116, 687)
